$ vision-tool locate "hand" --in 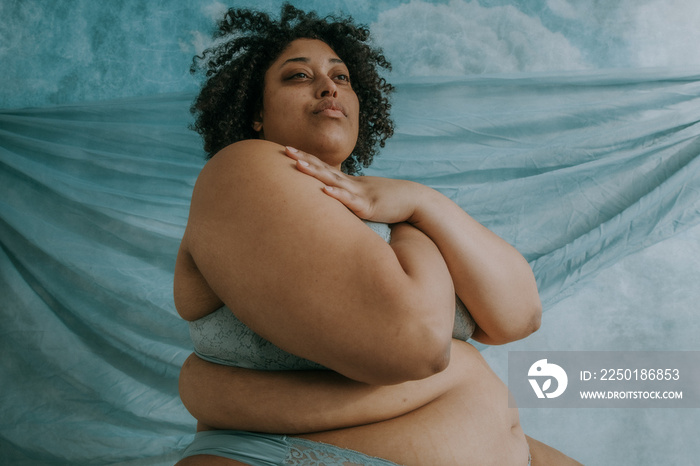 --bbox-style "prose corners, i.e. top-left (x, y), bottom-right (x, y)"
top-left (285, 146), bottom-right (427, 224)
